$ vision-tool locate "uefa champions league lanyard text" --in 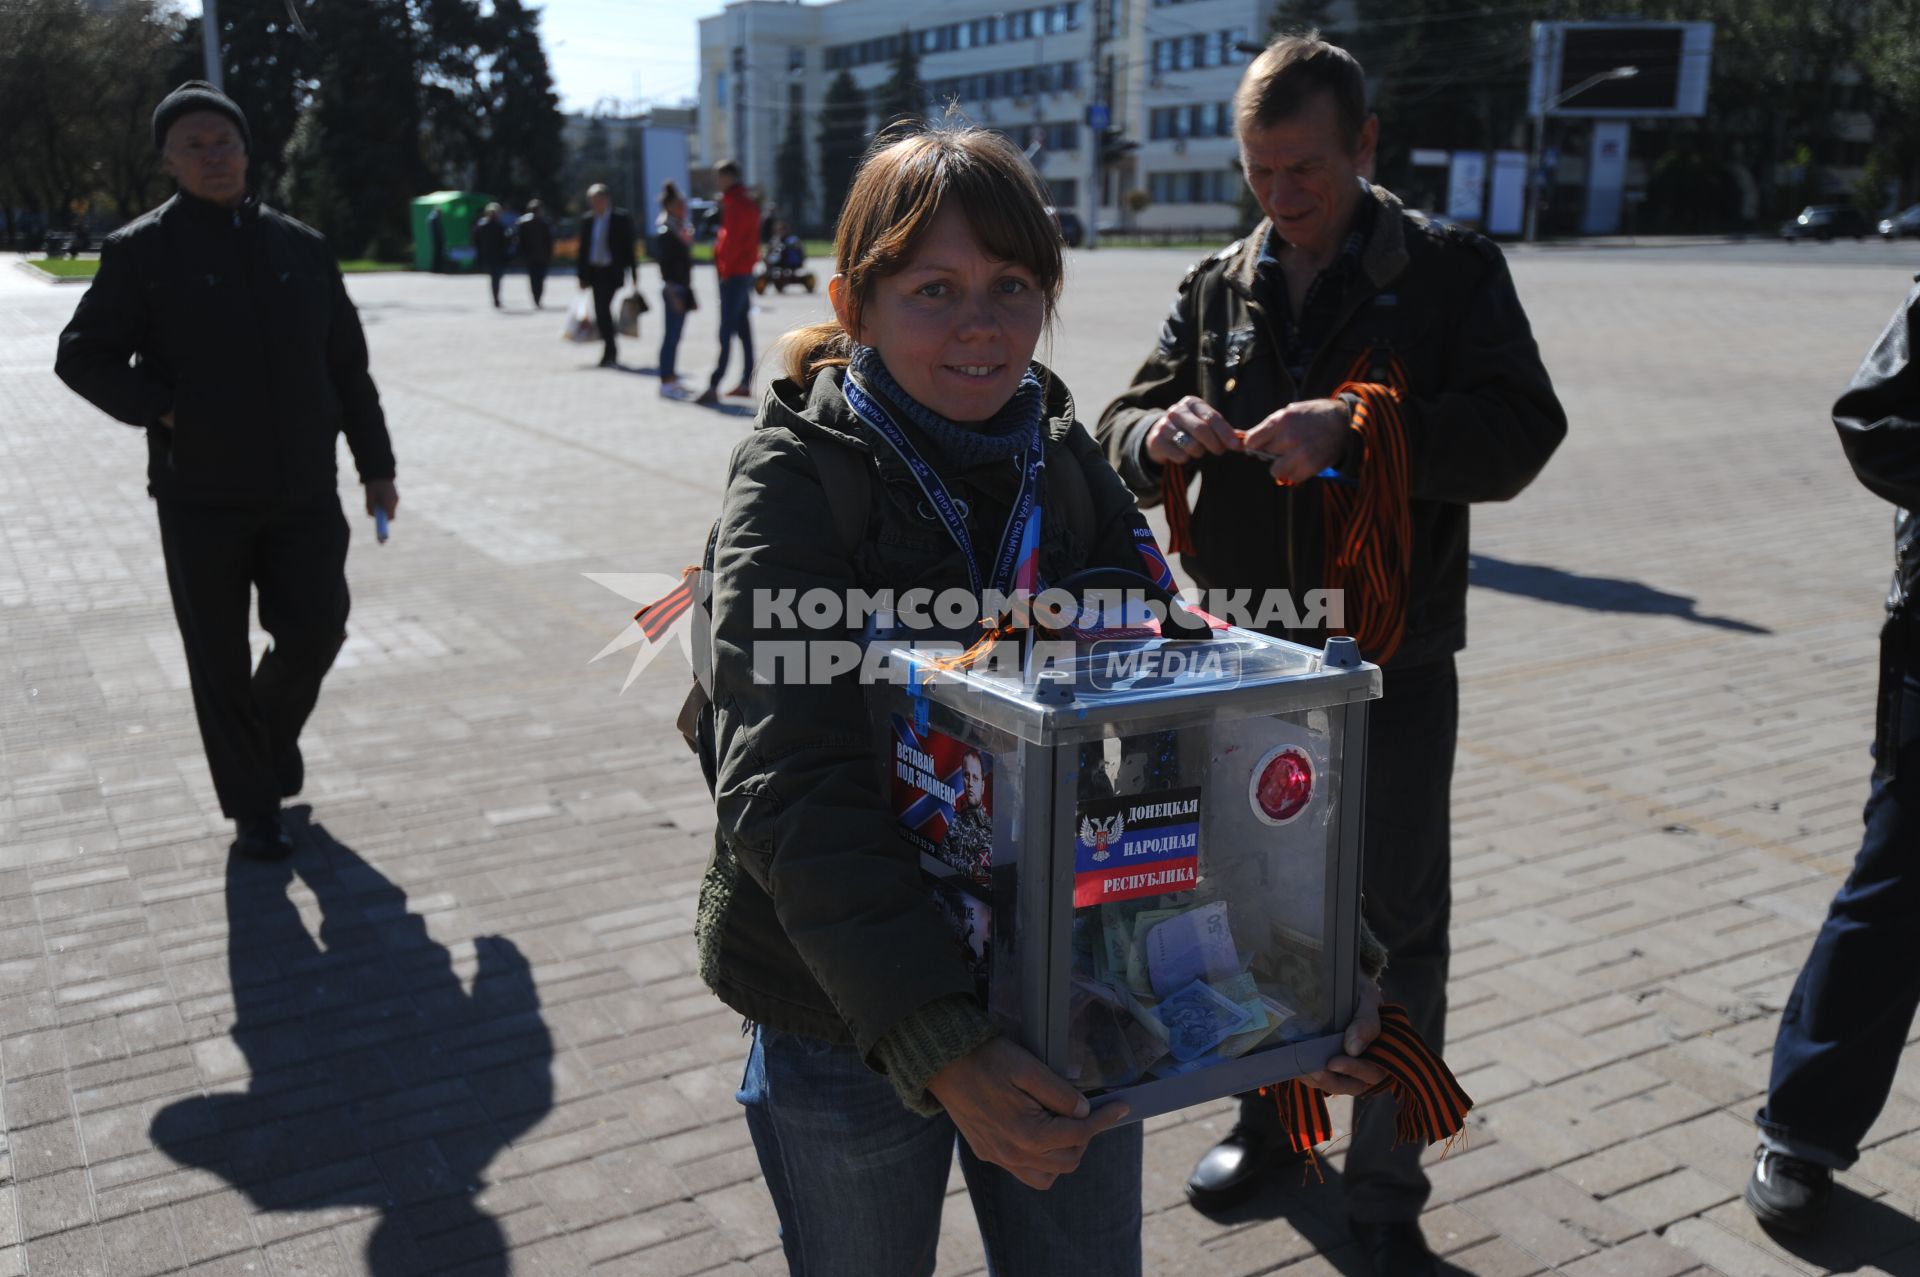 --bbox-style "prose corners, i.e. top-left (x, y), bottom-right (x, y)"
top-left (844, 374), bottom-right (1045, 601)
